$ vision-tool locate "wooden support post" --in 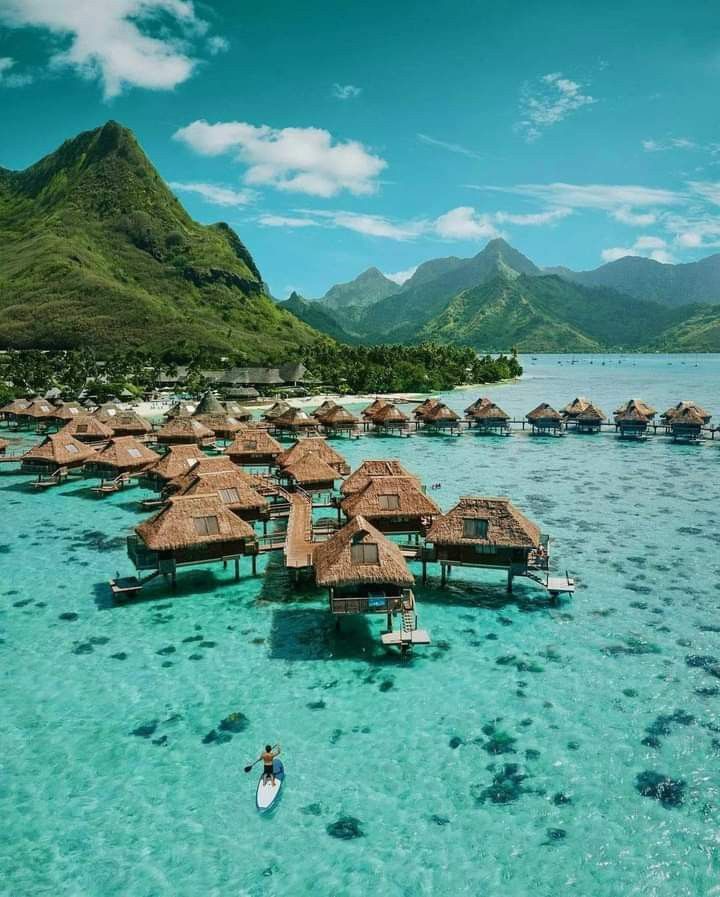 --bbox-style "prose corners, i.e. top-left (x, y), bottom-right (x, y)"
top-left (441, 564), bottom-right (447, 587)
top-left (234, 557), bottom-right (240, 580)
top-left (251, 553), bottom-right (257, 576)
top-left (387, 611), bottom-right (393, 632)
top-left (422, 558), bottom-right (427, 584)
top-left (171, 569), bottom-right (177, 590)
top-left (507, 568), bottom-right (513, 593)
